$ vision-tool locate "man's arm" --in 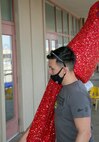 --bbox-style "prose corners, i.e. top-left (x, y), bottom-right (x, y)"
top-left (18, 125), bottom-right (30, 142)
top-left (74, 117), bottom-right (91, 142)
